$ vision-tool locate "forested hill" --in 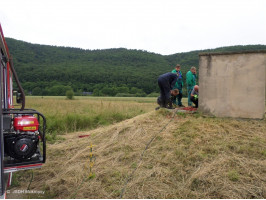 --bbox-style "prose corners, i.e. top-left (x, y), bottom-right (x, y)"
top-left (5, 38), bottom-right (266, 96)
